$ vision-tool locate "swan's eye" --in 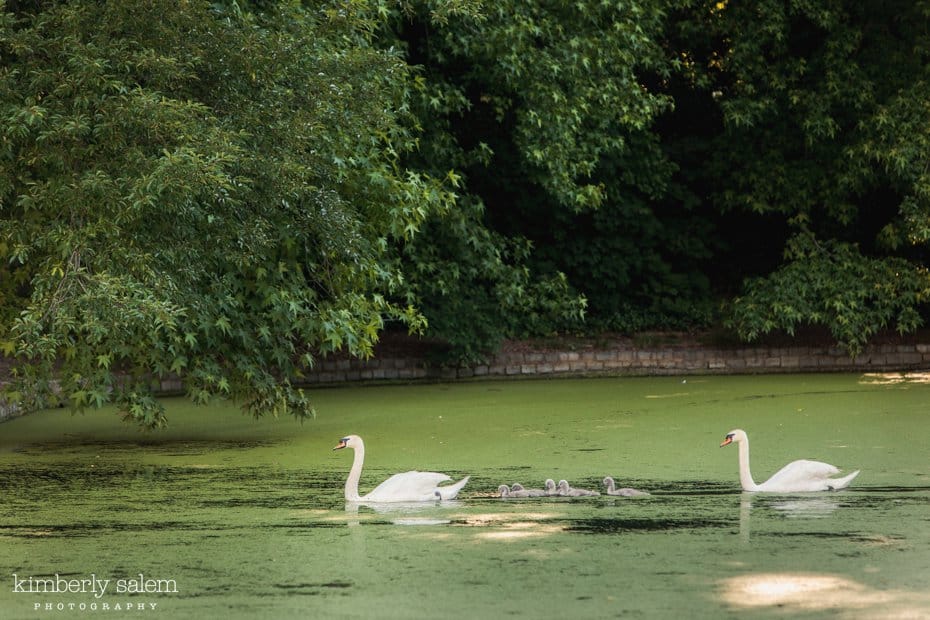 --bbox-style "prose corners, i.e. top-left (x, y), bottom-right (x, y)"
top-left (726, 433), bottom-right (734, 439)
